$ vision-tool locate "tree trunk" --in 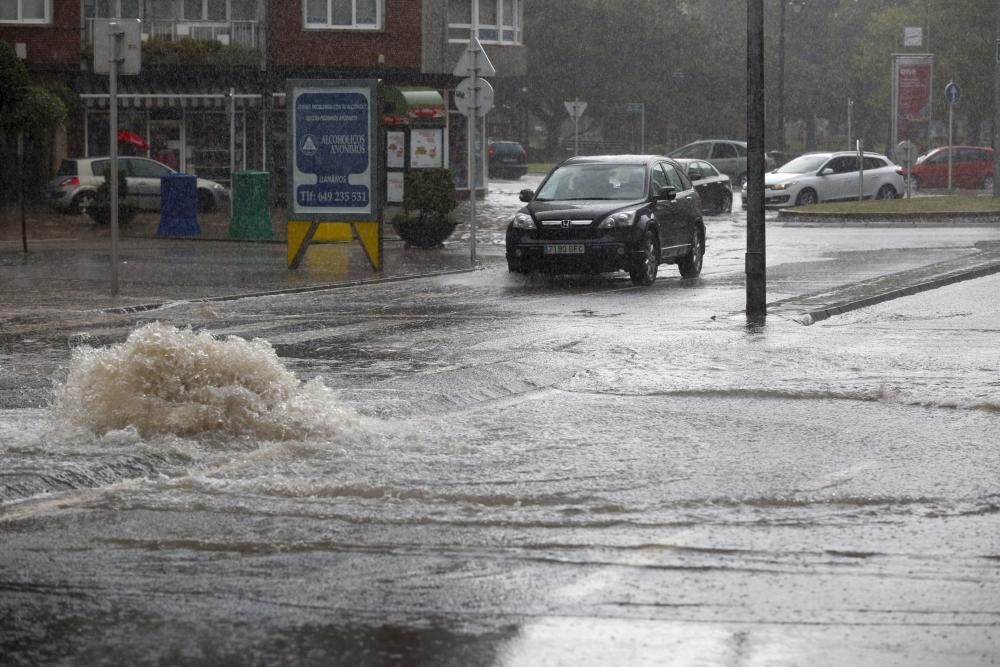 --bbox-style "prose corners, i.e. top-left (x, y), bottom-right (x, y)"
top-left (18, 130), bottom-right (26, 253)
